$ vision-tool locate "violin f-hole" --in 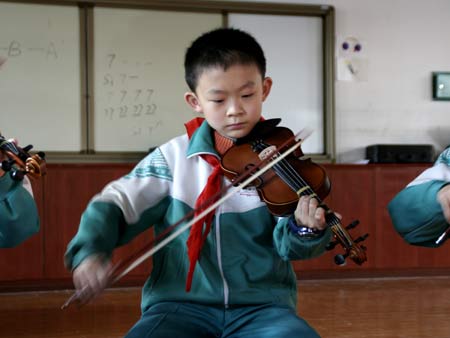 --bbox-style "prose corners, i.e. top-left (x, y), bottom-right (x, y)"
top-left (231, 163), bottom-right (263, 188)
